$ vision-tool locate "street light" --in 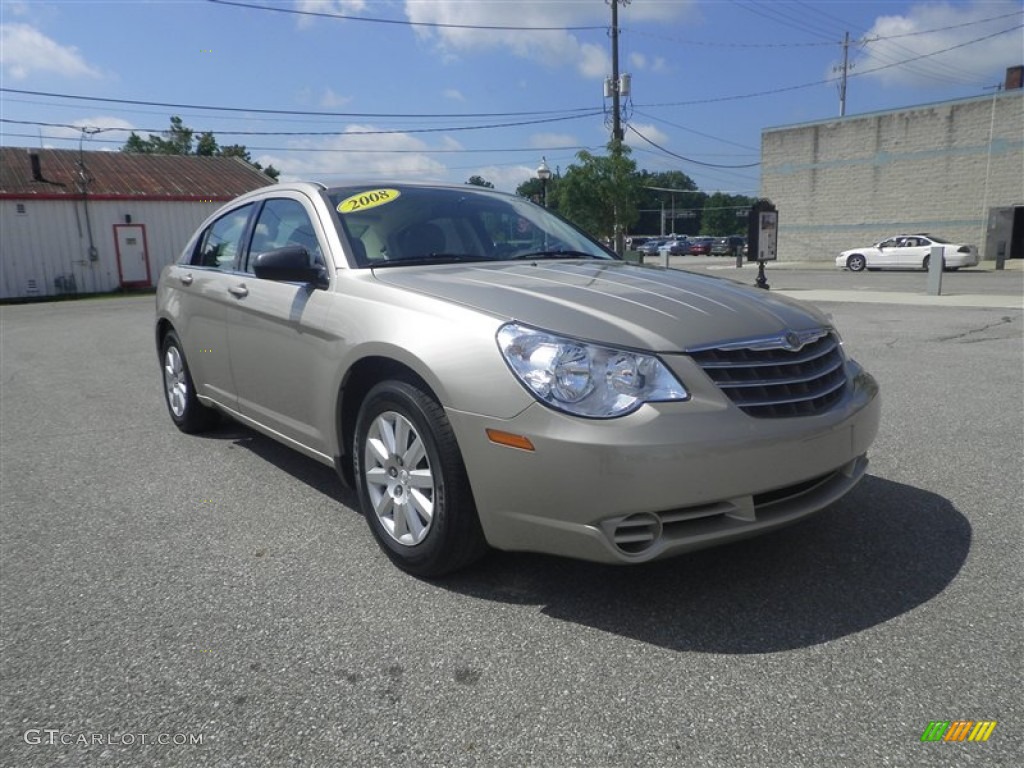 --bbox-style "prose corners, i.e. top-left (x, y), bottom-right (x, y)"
top-left (536, 156), bottom-right (551, 208)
